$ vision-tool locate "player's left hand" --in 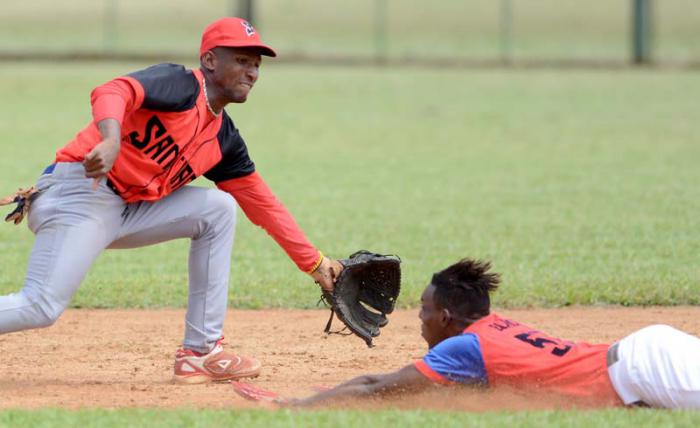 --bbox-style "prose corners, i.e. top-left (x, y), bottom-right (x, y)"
top-left (311, 257), bottom-right (343, 292)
